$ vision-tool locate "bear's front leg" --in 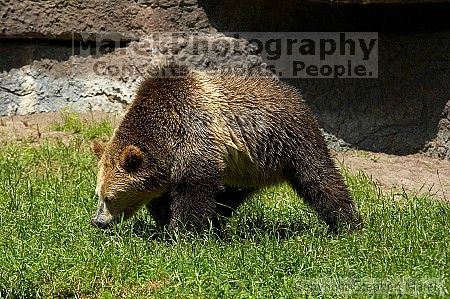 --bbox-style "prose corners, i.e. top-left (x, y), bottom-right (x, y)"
top-left (169, 159), bottom-right (224, 231)
top-left (146, 192), bottom-right (172, 229)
